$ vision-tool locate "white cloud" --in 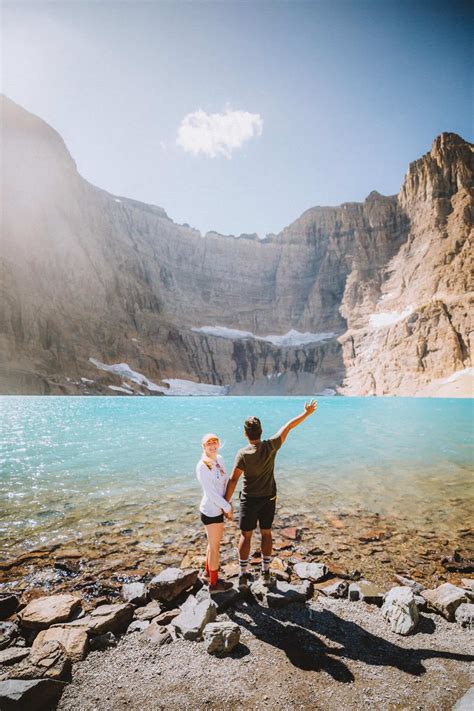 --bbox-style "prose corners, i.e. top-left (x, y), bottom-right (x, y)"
top-left (176, 107), bottom-right (263, 158)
